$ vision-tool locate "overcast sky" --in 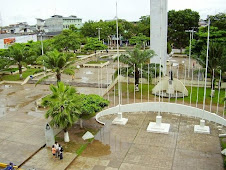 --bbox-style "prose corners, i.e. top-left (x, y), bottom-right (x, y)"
top-left (0, 0), bottom-right (225, 26)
